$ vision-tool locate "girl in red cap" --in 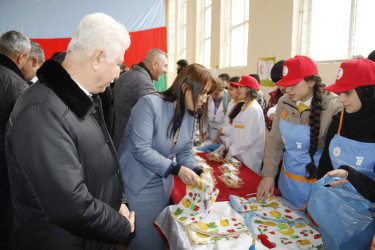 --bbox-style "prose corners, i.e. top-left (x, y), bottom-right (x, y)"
top-left (214, 75), bottom-right (265, 174)
top-left (256, 55), bottom-right (342, 208)
top-left (318, 58), bottom-right (375, 202)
